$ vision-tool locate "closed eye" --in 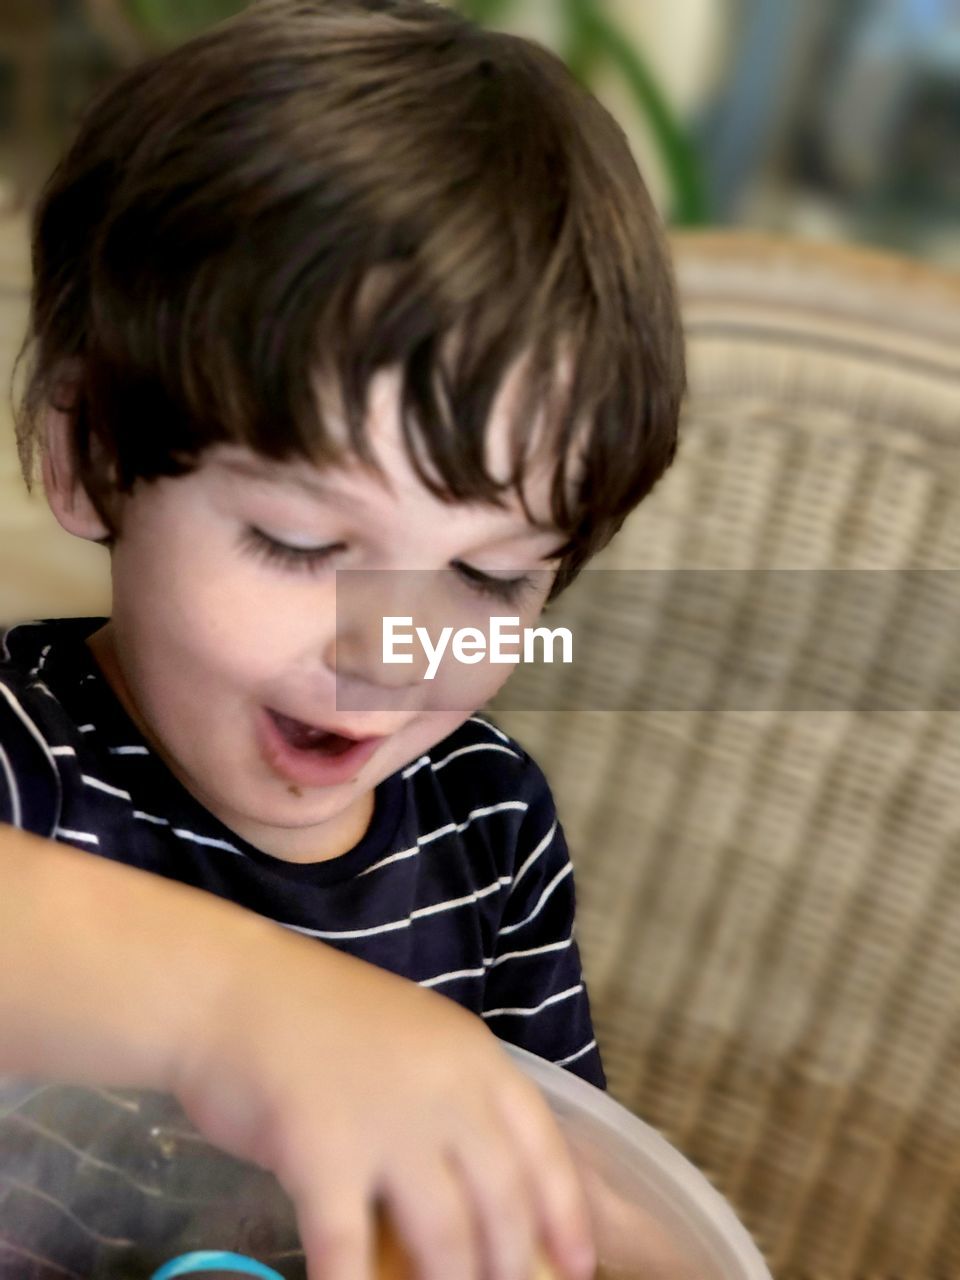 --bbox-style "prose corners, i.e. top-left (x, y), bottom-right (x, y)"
top-left (452, 561), bottom-right (537, 604)
top-left (243, 528), bottom-right (543, 603)
top-left (241, 527), bottom-right (344, 572)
